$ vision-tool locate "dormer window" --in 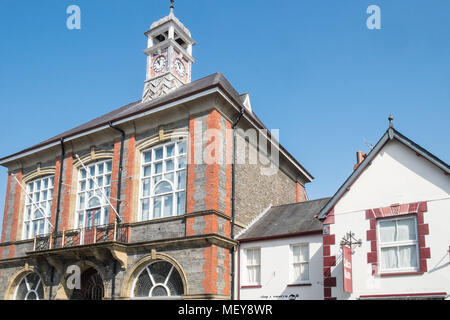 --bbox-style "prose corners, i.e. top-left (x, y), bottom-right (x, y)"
top-left (22, 176), bottom-right (54, 240)
top-left (139, 140), bottom-right (187, 221)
